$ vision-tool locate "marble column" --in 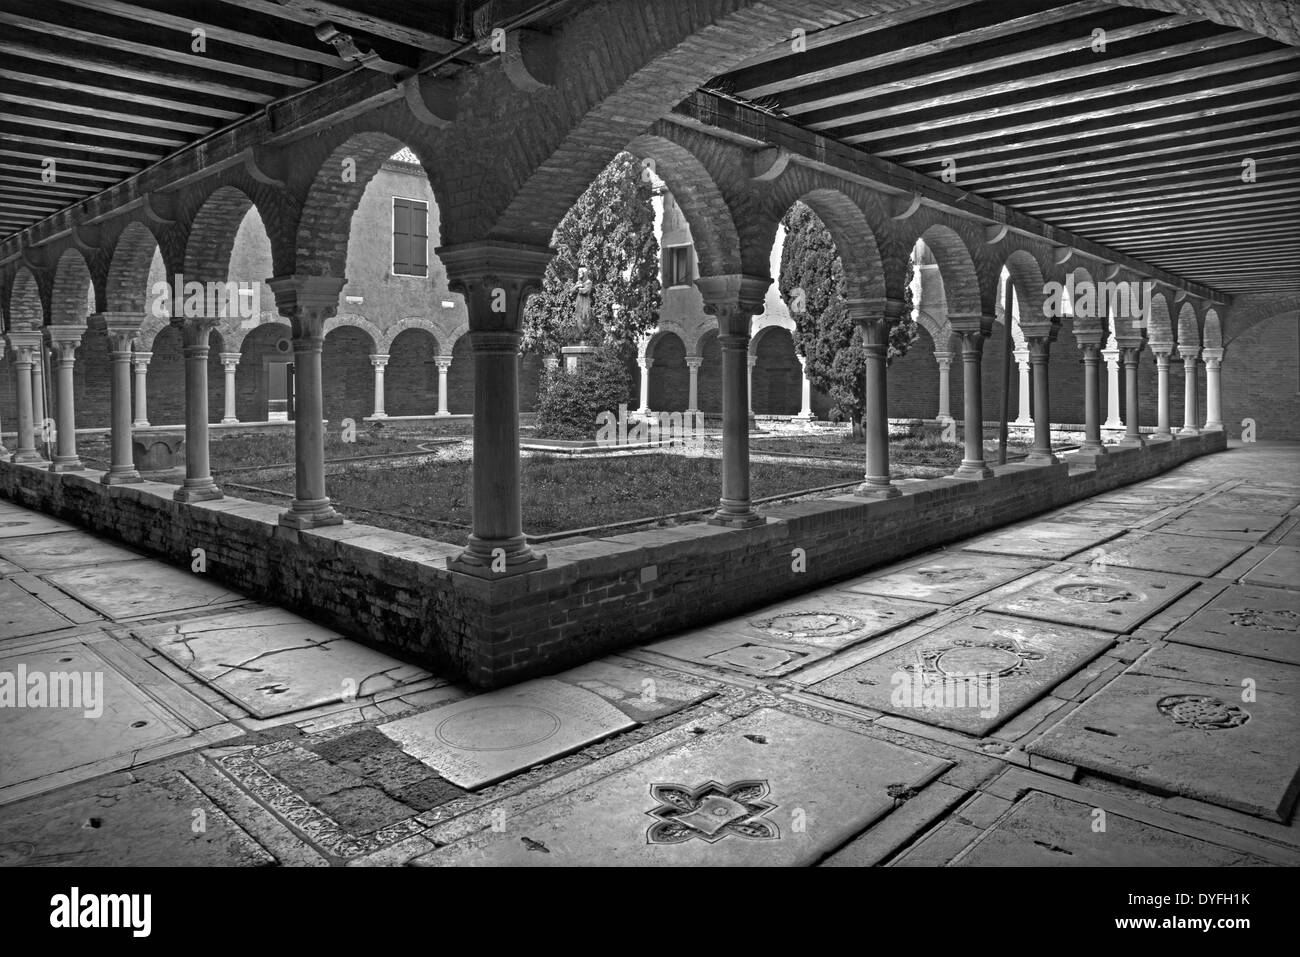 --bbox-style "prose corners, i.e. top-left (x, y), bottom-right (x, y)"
top-left (1013, 348), bottom-right (1033, 426)
top-left (435, 357), bottom-right (452, 416)
top-left (101, 313), bottom-right (143, 484)
top-left (439, 241), bottom-right (553, 577)
top-left (746, 354), bottom-right (757, 415)
top-left (1102, 346), bottom-right (1123, 429)
top-left (174, 318), bottom-right (222, 502)
top-left (132, 351), bottom-right (151, 427)
top-left (1025, 335), bottom-right (1057, 464)
top-left (1153, 349), bottom-right (1173, 438)
top-left (1179, 348), bottom-right (1200, 435)
top-left (852, 300), bottom-right (902, 497)
top-left (685, 356), bottom-right (702, 414)
top-left (934, 352), bottom-right (952, 420)
top-left (46, 325), bottom-right (86, 472)
top-left (1202, 347), bottom-right (1223, 430)
top-left (220, 352), bottom-right (240, 424)
top-left (796, 354), bottom-right (814, 420)
top-left (949, 317), bottom-right (994, 479)
top-left (696, 274), bottom-right (770, 527)
top-left (1120, 343), bottom-right (1147, 446)
top-left (268, 276), bottom-right (346, 528)
top-left (5, 331), bottom-right (44, 463)
top-left (31, 349), bottom-right (48, 452)
top-left (369, 354), bottom-right (389, 418)
top-left (638, 356), bottom-right (654, 414)
top-left (1079, 341), bottom-right (1107, 454)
